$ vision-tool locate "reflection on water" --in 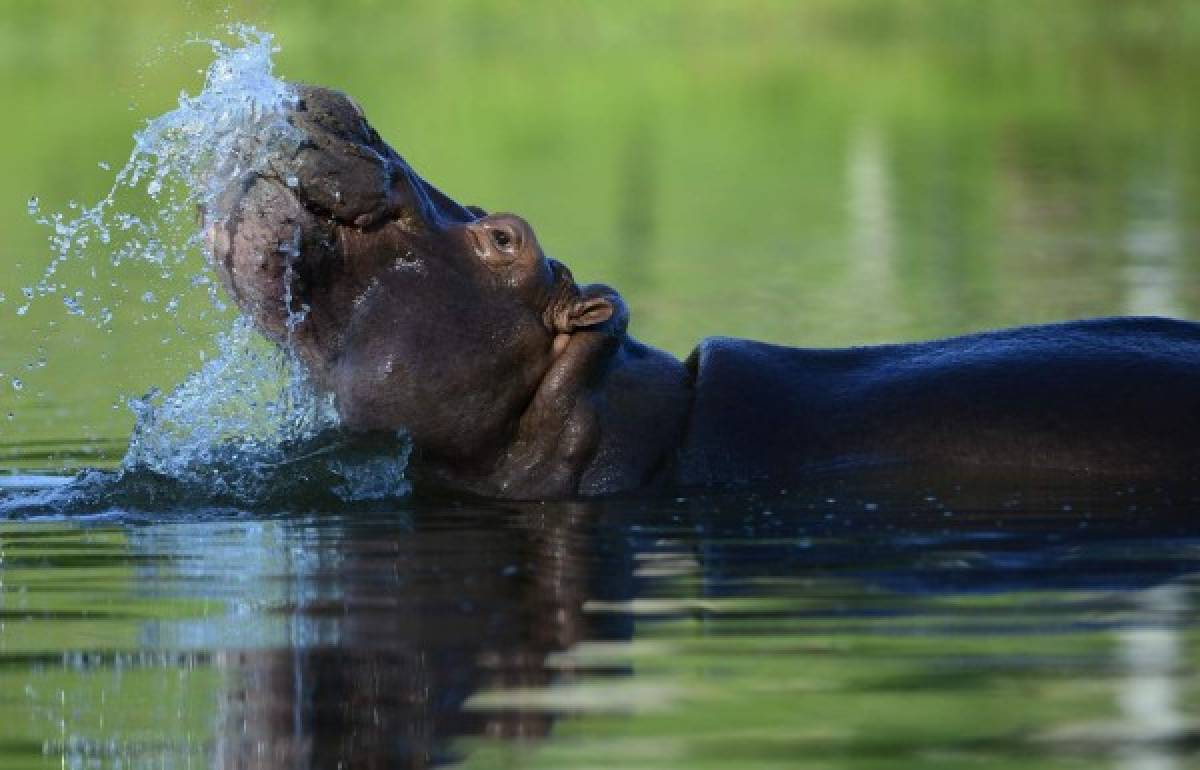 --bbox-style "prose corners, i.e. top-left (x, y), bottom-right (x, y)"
top-left (3, 475), bottom-right (1200, 769)
top-left (846, 121), bottom-right (903, 332)
top-left (1117, 586), bottom-right (1185, 770)
top-left (1122, 182), bottom-right (1185, 319)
